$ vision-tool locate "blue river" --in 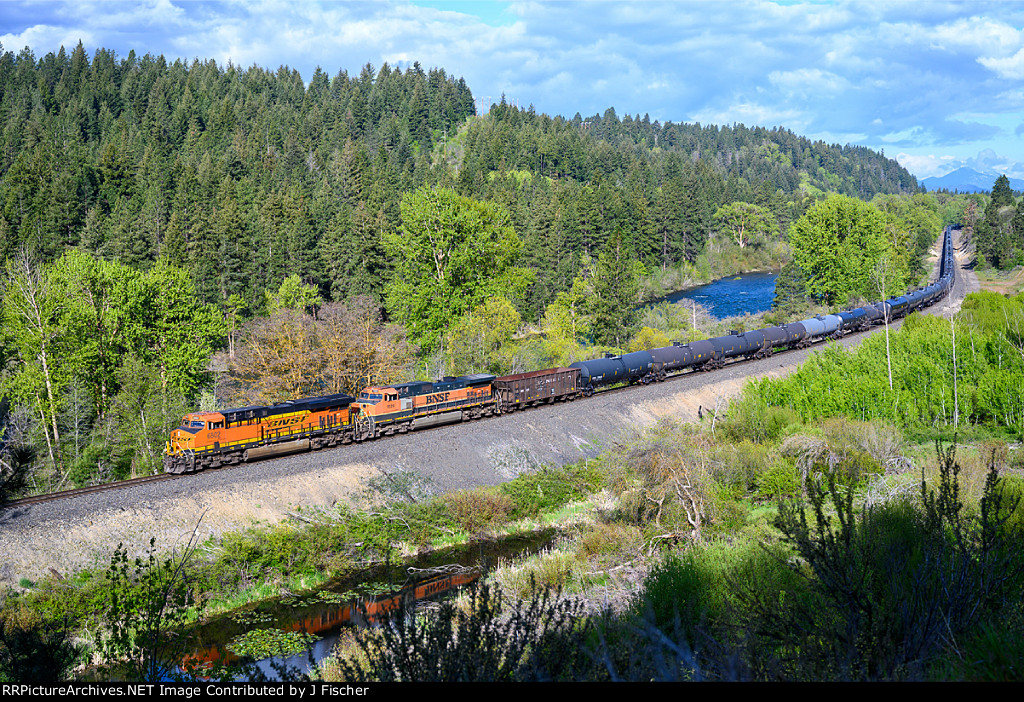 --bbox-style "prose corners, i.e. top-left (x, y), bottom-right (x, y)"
top-left (656, 271), bottom-right (779, 319)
